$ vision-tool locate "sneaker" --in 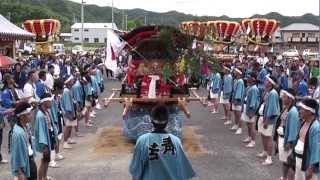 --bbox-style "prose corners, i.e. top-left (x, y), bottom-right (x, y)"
top-left (224, 121), bottom-right (232, 125)
top-left (242, 137), bottom-right (251, 143)
top-left (0, 159), bottom-right (8, 164)
top-left (90, 113), bottom-right (96, 118)
top-left (262, 157), bottom-right (273, 166)
top-left (49, 160), bottom-right (60, 168)
top-left (235, 128), bottom-right (242, 135)
top-left (245, 141), bottom-right (256, 148)
top-left (256, 151), bottom-right (267, 158)
top-left (63, 143), bottom-right (72, 149)
top-left (68, 139), bottom-right (77, 144)
top-left (92, 111), bottom-right (96, 115)
top-left (230, 125), bottom-right (238, 130)
top-left (55, 154), bottom-right (64, 161)
top-left (211, 109), bottom-right (217, 114)
top-left (95, 103), bottom-right (102, 110)
top-left (86, 123), bottom-right (93, 127)
top-left (76, 133), bottom-right (84, 137)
